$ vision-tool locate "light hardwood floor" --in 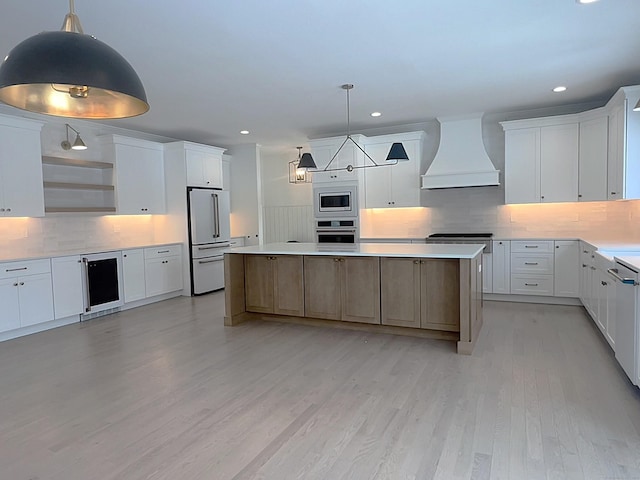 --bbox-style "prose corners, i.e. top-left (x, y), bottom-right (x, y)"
top-left (1, 294), bottom-right (639, 480)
